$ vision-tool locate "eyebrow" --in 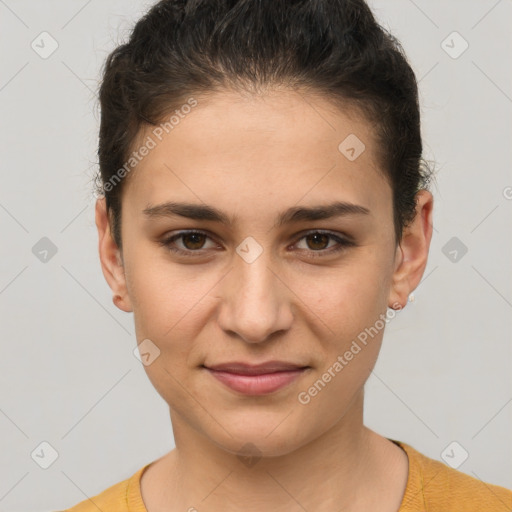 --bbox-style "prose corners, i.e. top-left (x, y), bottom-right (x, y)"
top-left (142, 200), bottom-right (371, 228)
